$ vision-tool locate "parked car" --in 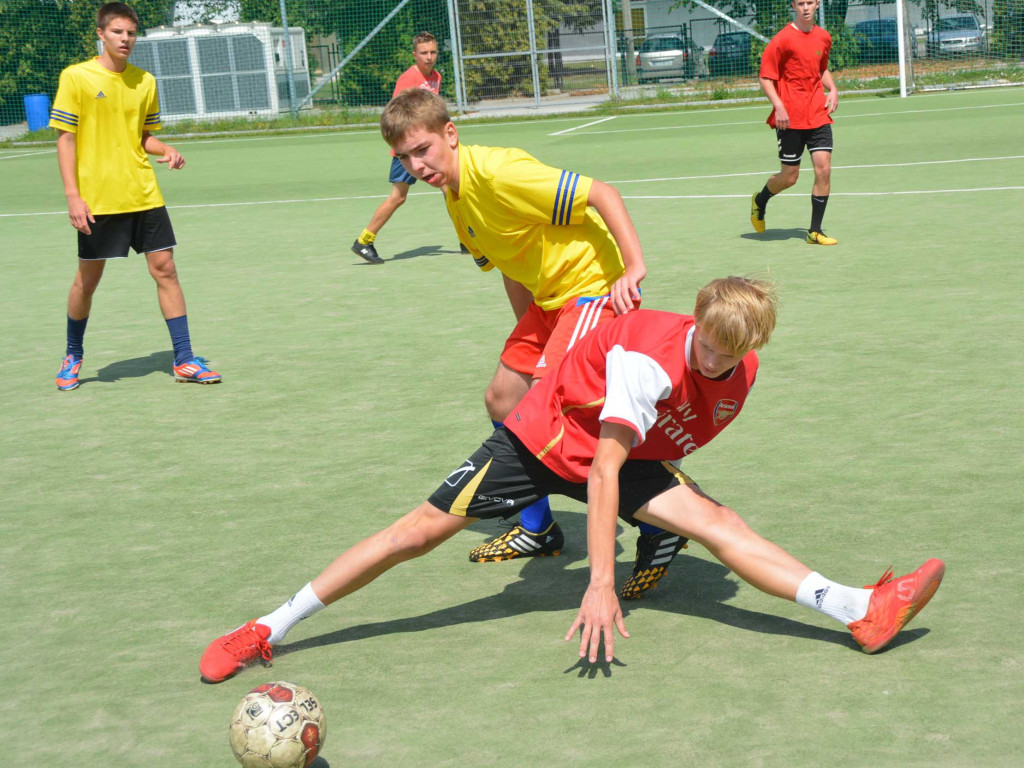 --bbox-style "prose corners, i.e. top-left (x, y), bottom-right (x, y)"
top-left (707, 31), bottom-right (755, 77)
top-left (636, 34), bottom-right (699, 83)
top-left (927, 15), bottom-right (984, 56)
top-left (854, 18), bottom-right (900, 63)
